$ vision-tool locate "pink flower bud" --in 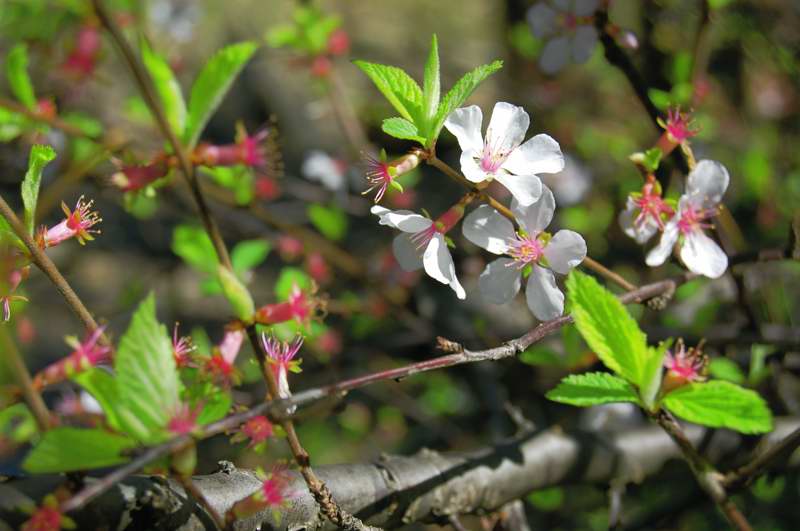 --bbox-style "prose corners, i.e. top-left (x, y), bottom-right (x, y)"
top-left (36, 196), bottom-right (101, 248)
top-left (33, 327), bottom-right (111, 390)
top-left (327, 29), bottom-right (350, 56)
